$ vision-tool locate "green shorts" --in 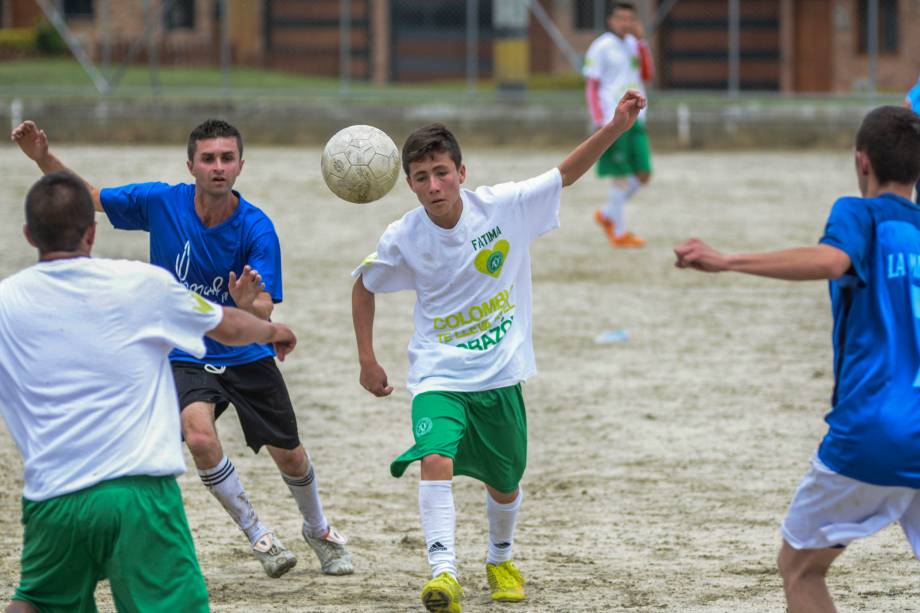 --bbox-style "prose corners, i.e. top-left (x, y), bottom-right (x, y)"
top-left (597, 121), bottom-right (652, 178)
top-left (14, 475), bottom-right (208, 613)
top-left (390, 384), bottom-right (527, 493)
